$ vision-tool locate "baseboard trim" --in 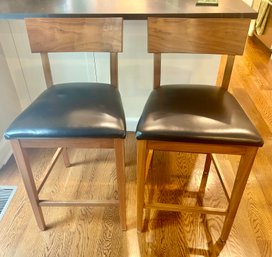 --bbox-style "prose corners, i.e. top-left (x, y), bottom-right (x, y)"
top-left (0, 137), bottom-right (12, 169)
